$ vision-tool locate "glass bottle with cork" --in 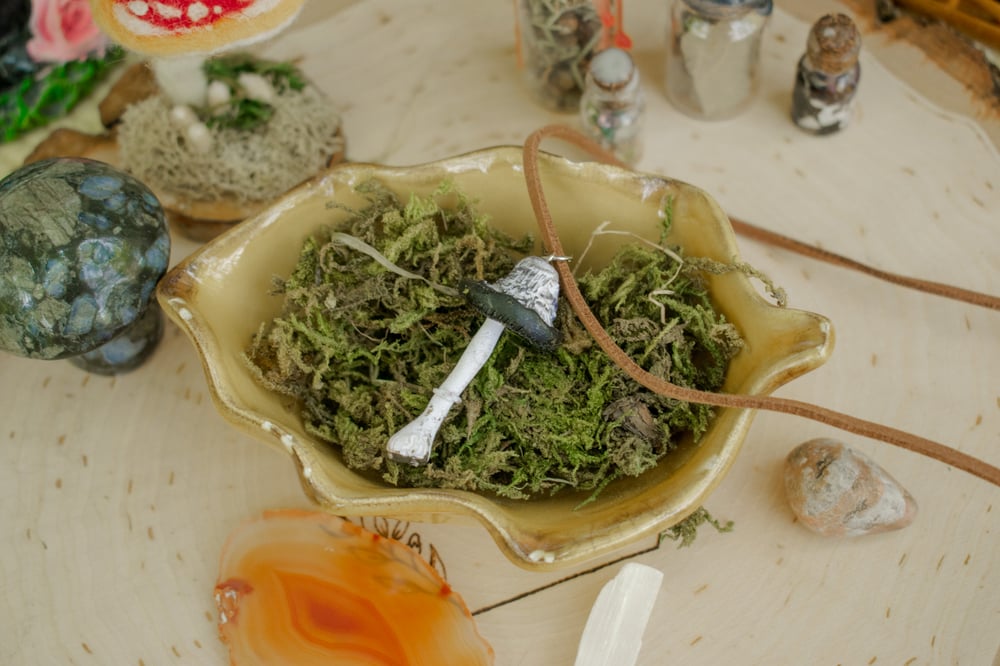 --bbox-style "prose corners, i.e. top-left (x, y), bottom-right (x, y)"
top-left (791, 13), bottom-right (861, 135)
top-left (579, 47), bottom-right (645, 164)
top-left (516, 0), bottom-right (632, 112)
